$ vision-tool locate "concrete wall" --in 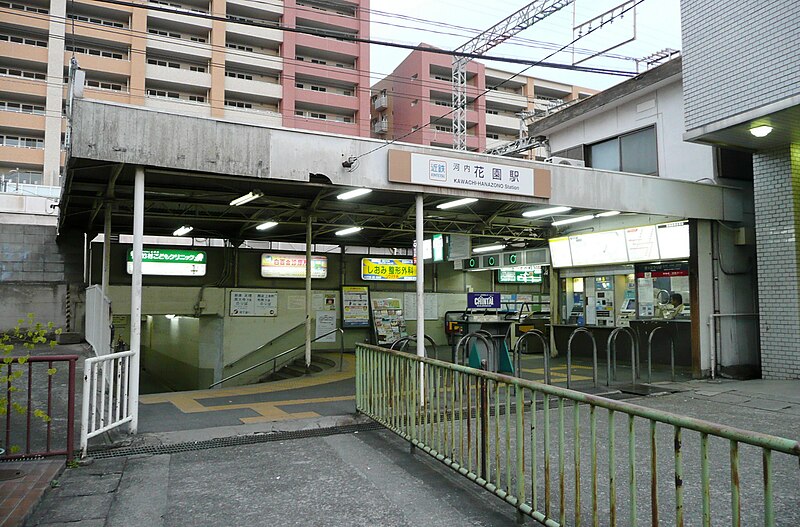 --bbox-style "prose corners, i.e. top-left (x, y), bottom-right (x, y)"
top-left (546, 80), bottom-right (714, 183)
top-left (752, 145), bottom-right (800, 379)
top-left (0, 206), bottom-right (85, 332)
top-left (681, 0), bottom-right (800, 132)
